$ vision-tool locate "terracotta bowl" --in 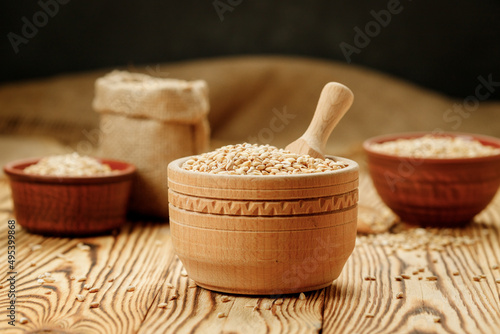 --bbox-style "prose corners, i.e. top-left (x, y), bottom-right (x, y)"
top-left (363, 132), bottom-right (500, 227)
top-left (168, 155), bottom-right (359, 295)
top-left (3, 158), bottom-right (136, 236)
